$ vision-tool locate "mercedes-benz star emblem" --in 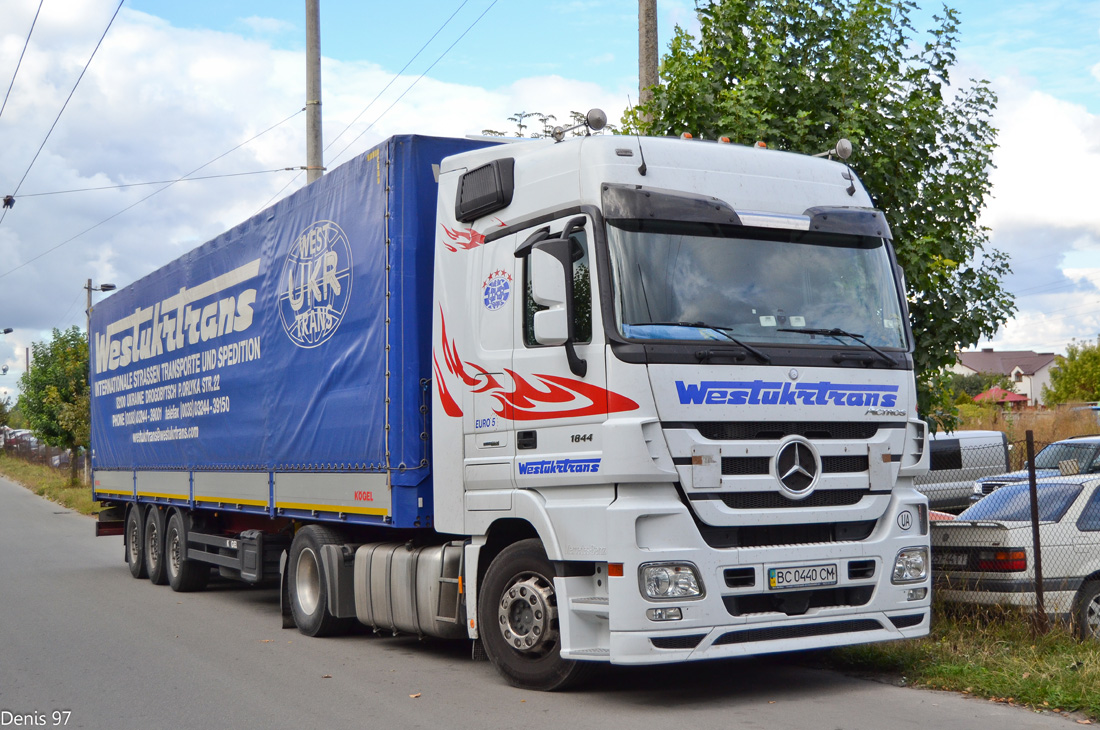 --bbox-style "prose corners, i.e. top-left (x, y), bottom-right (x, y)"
top-left (774, 438), bottom-right (820, 497)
